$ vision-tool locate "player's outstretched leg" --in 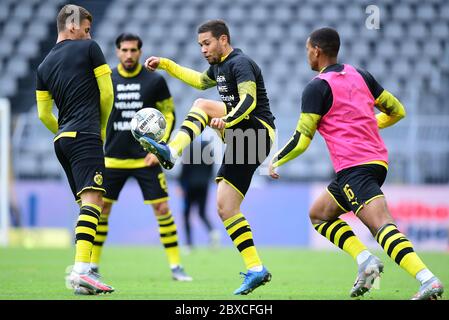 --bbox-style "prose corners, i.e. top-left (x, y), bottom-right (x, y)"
top-left (358, 198), bottom-right (444, 300)
top-left (311, 191), bottom-right (381, 298)
top-left (140, 105), bottom-right (210, 169)
top-left (314, 218), bottom-right (383, 298)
